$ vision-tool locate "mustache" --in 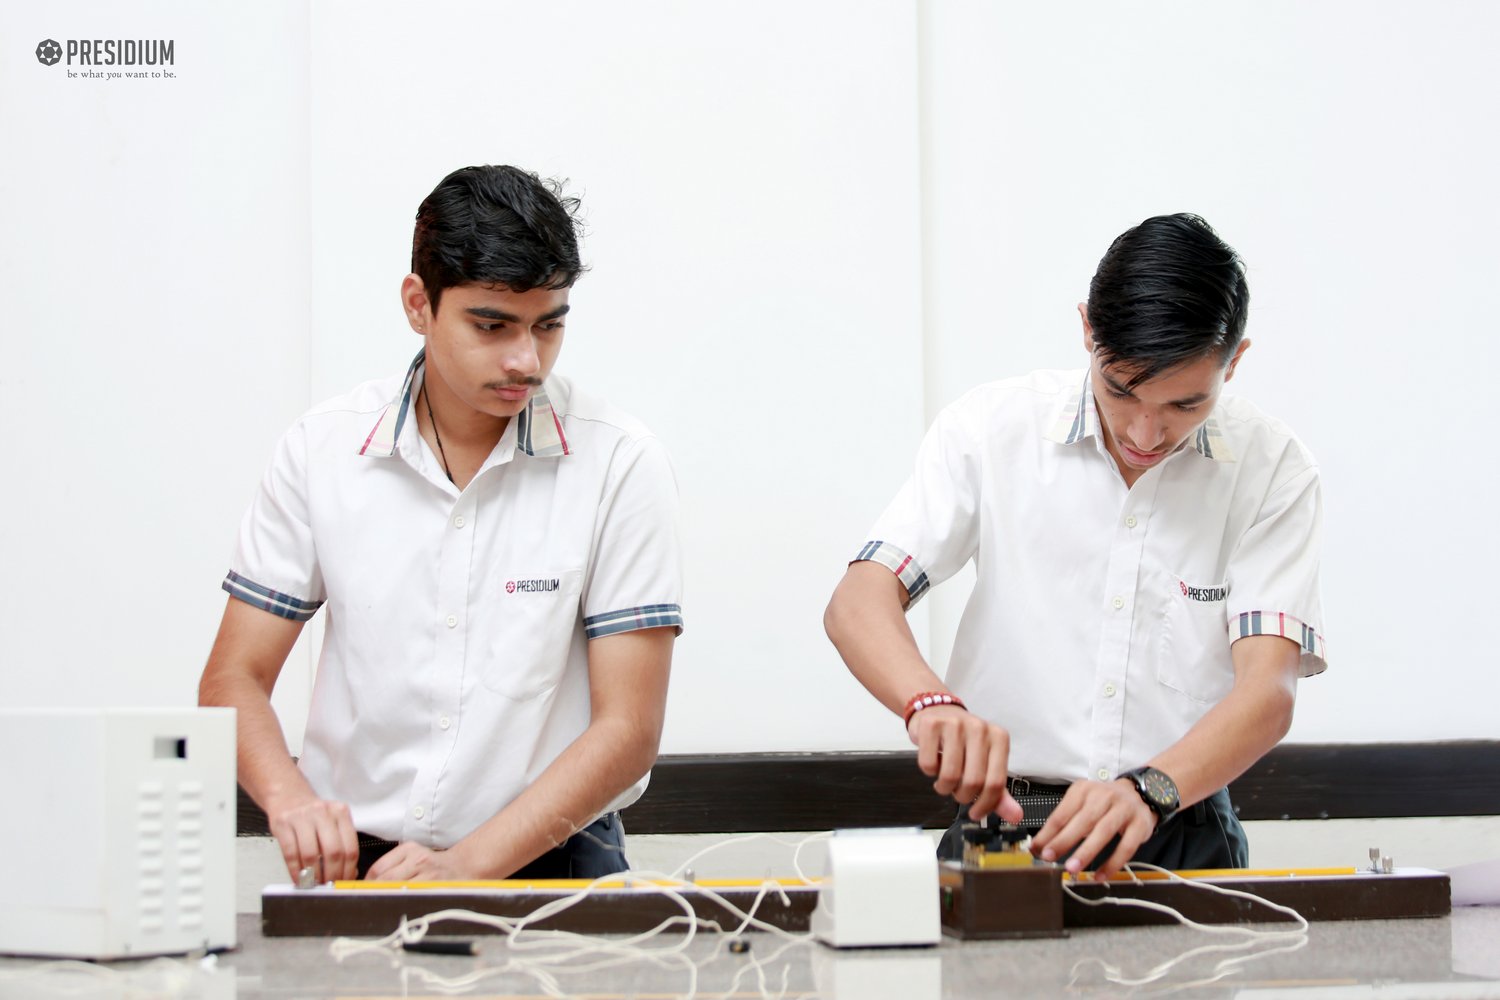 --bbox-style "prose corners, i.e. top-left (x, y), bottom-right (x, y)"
top-left (484, 377), bottom-right (543, 389)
